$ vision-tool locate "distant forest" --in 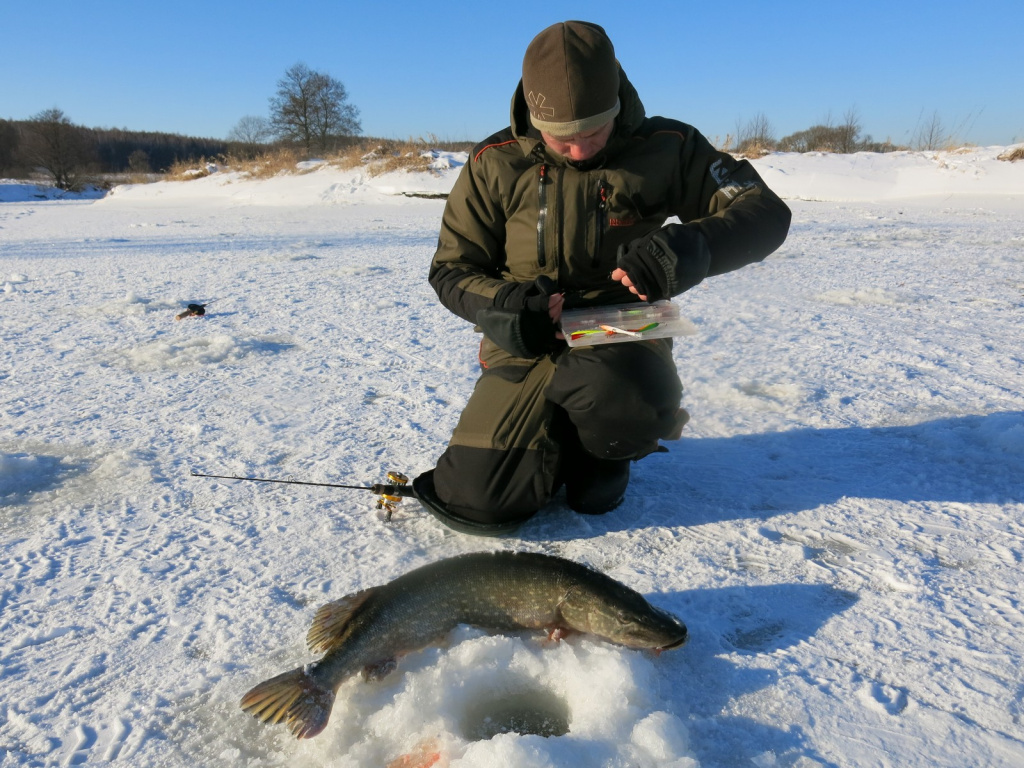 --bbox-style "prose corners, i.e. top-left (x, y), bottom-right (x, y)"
top-left (0, 116), bottom-right (233, 180)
